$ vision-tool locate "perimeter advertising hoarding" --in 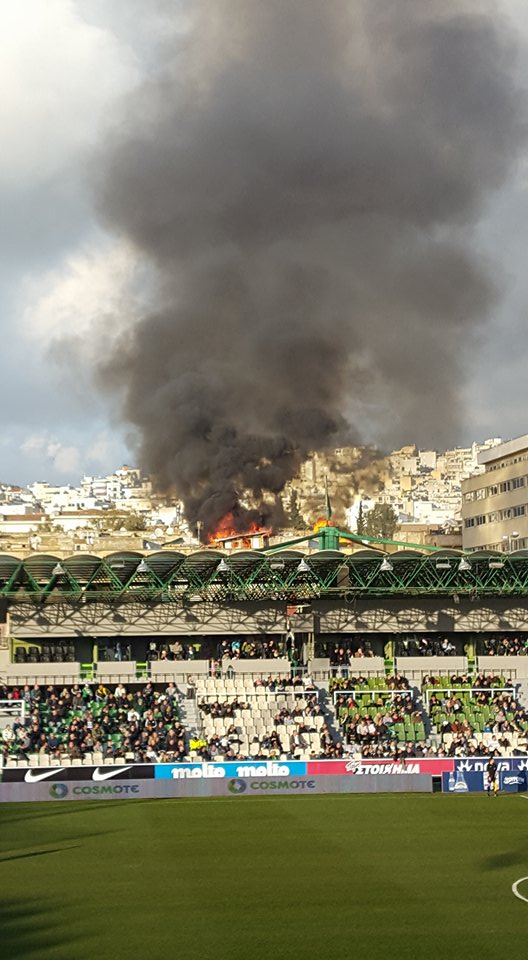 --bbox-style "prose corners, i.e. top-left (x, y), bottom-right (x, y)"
top-left (0, 757), bottom-right (457, 784)
top-left (307, 758), bottom-right (455, 776)
top-left (0, 773), bottom-right (433, 803)
top-left (454, 757), bottom-right (528, 775)
top-left (440, 758), bottom-right (528, 792)
top-left (1, 764), bottom-right (155, 784)
top-left (154, 760), bottom-right (307, 779)
top-left (154, 758), bottom-right (455, 779)
top-left (442, 769), bottom-right (528, 793)
top-left (439, 757), bottom-right (528, 793)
